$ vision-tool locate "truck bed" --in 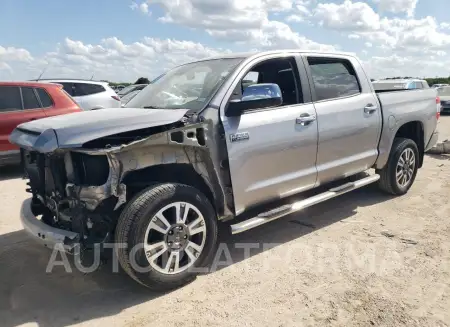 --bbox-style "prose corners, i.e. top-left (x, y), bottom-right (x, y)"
top-left (374, 87), bottom-right (438, 169)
